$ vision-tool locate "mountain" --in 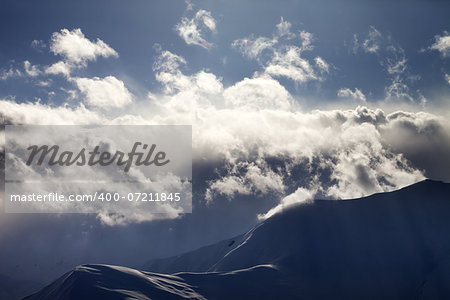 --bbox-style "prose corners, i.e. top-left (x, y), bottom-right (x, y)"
top-left (141, 233), bottom-right (246, 274)
top-left (22, 265), bottom-right (207, 300)
top-left (24, 179), bottom-right (450, 299)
